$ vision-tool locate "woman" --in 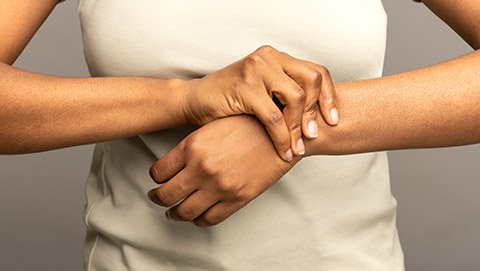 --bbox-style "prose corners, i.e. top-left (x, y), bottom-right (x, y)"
top-left (1, 0), bottom-right (479, 270)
